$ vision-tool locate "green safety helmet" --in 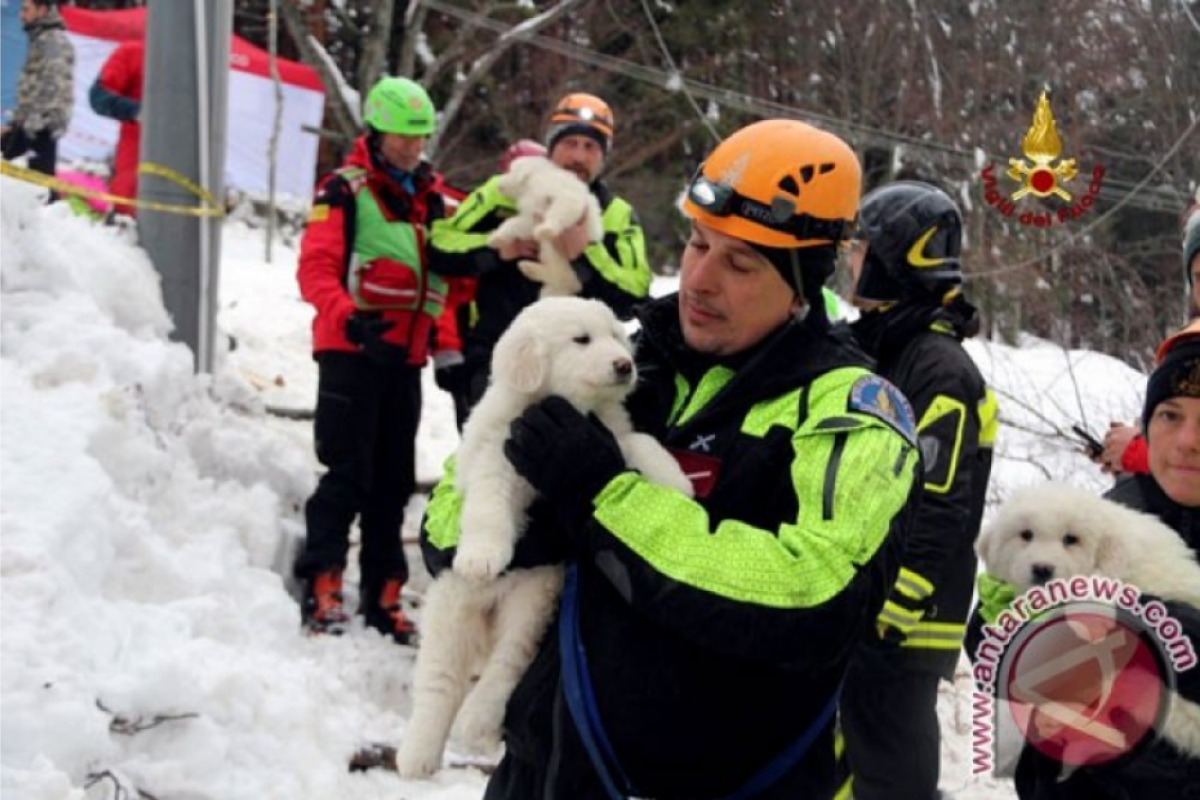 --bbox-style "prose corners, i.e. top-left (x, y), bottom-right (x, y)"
top-left (363, 77), bottom-right (436, 137)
